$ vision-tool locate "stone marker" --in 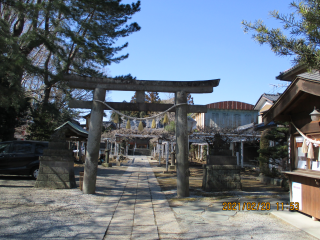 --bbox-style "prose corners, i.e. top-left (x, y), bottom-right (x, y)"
top-left (202, 165), bottom-right (241, 191)
top-left (35, 128), bottom-right (76, 189)
top-left (102, 149), bottom-right (112, 167)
